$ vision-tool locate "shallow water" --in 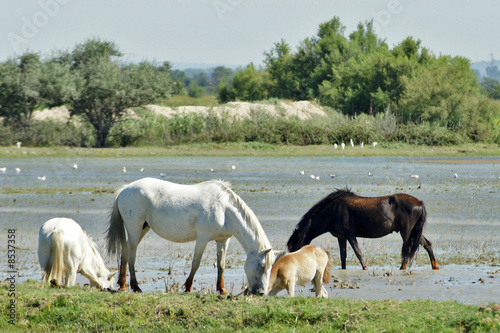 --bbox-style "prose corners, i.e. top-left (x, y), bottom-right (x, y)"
top-left (0, 155), bottom-right (499, 304)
